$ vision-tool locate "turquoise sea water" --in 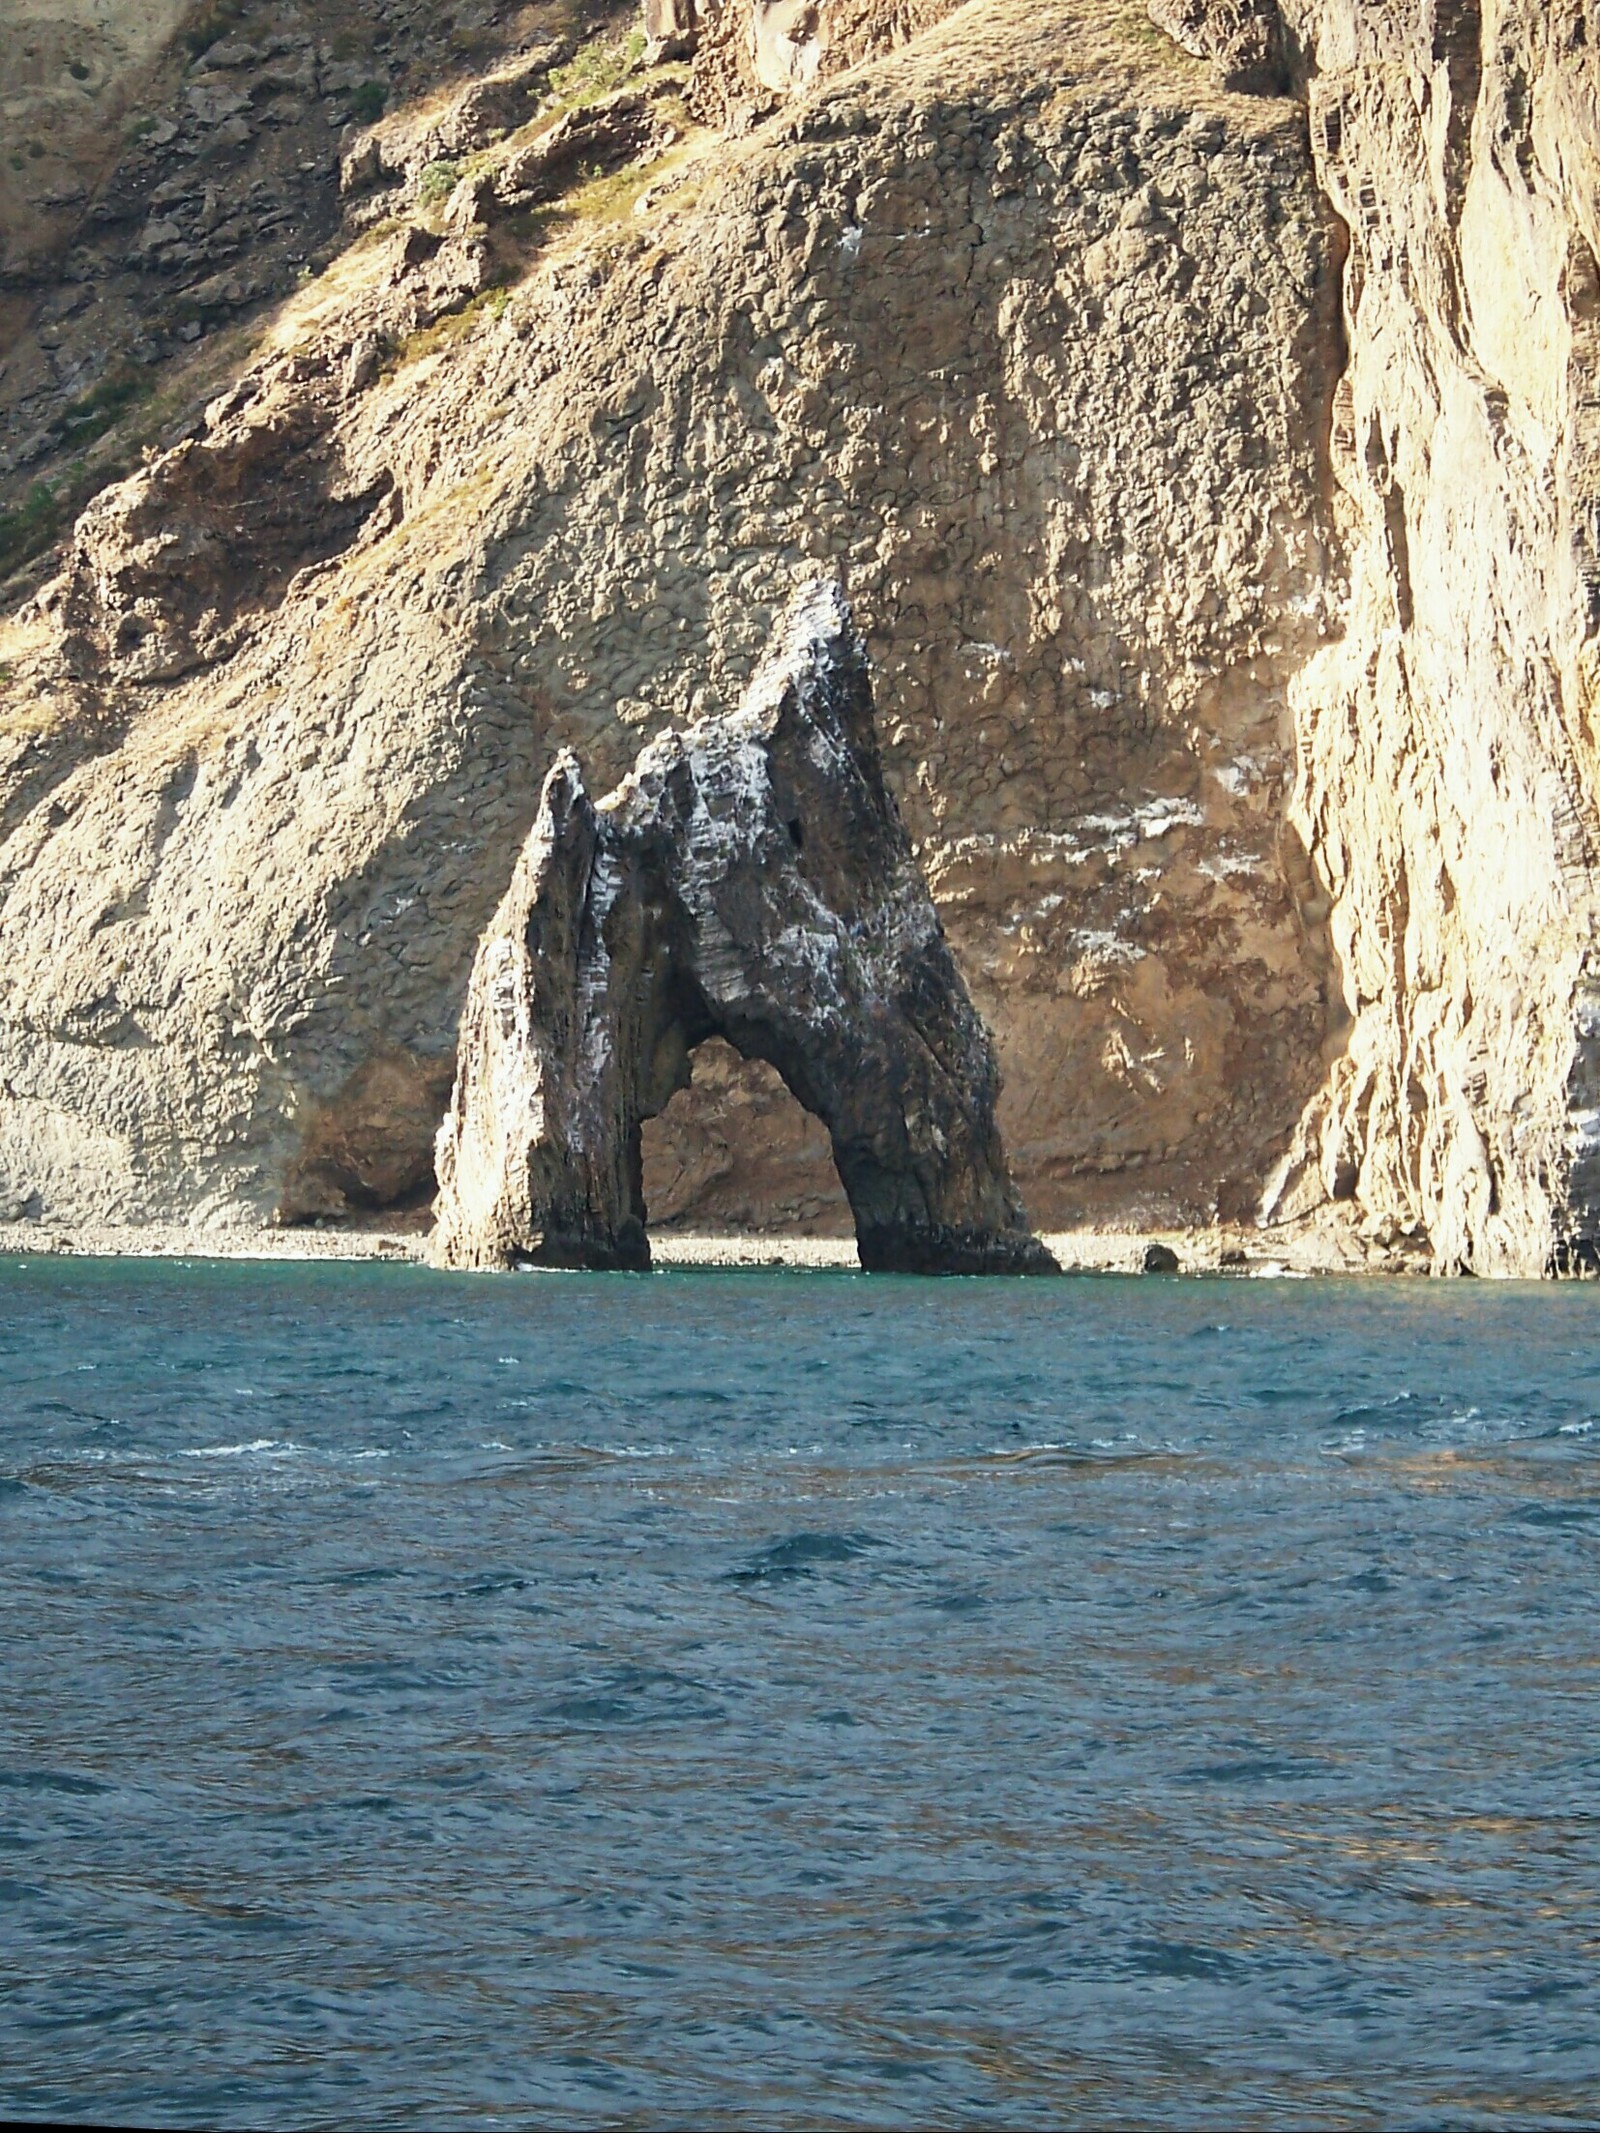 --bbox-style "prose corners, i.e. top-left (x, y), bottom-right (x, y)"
top-left (1, 1257), bottom-right (1597, 2129)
